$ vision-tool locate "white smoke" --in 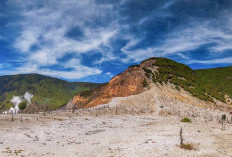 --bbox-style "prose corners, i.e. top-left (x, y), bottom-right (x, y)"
top-left (10, 96), bottom-right (24, 107)
top-left (24, 91), bottom-right (33, 104)
top-left (6, 91), bottom-right (33, 114)
top-left (9, 107), bottom-right (17, 114)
